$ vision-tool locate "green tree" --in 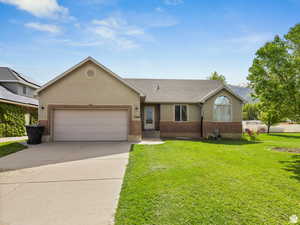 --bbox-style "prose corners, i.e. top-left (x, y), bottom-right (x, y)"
top-left (243, 103), bottom-right (259, 120)
top-left (208, 71), bottom-right (226, 83)
top-left (248, 24), bottom-right (300, 123)
top-left (258, 104), bottom-right (282, 133)
top-left (284, 24), bottom-right (300, 122)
